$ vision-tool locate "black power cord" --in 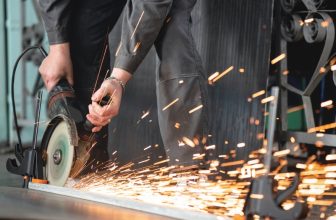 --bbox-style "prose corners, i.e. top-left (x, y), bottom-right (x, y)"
top-left (11, 46), bottom-right (47, 149)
